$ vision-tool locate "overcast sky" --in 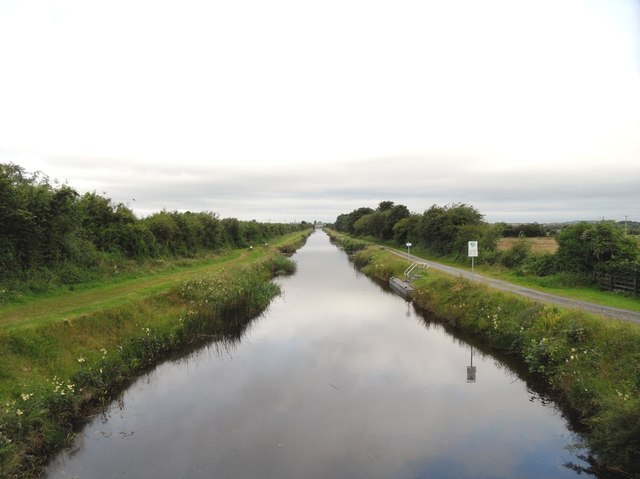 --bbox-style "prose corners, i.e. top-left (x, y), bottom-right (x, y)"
top-left (1, 0), bottom-right (639, 224)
